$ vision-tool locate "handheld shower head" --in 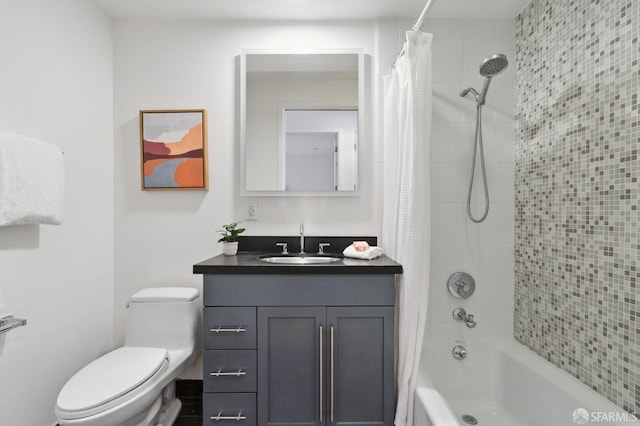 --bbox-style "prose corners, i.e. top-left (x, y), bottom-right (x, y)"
top-left (462, 54), bottom-right (509, 223)
top-left (478, 78), bottom-right (492, 105)
top-left (460, 53), bottom-right (509, 105)
top-left (479, 53), bottom-right (509, 78)
top-left (478, 54), bottom-right (508, 105)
